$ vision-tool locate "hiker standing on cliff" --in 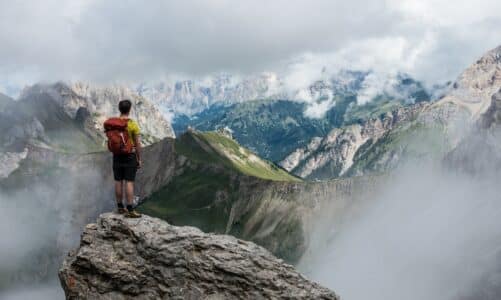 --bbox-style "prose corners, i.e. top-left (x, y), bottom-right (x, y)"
top-left (103, 100), bottom-right (142, 218)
